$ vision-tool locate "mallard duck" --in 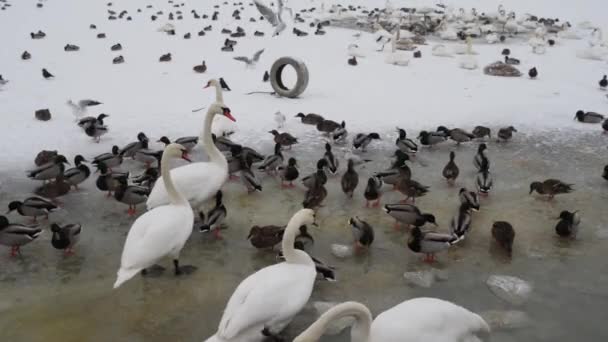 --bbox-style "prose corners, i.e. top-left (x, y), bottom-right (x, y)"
top-left (303, 178), bottom-right (327, 209)
top-left (473, 143), bottom-right (490, 171)
top-left (449, 202), bottom-right (473, 239)
top-left (199, 190), bottom-right (227, 238)
top-left (95, 162), bottom-right (128, 196)
top-left (132, 167), bottom-right (160, 188)
top-left (63, 155), bottom-right (90, 189)
top-left (395, 128), bottom-right (418, 154)
top-left (158, 136), bottom-right (198, 152)
top-left (472, 126), bottom-right (491, 139)
top-left (0, 216), bottom-right (42, 256)
top-left (353, 132), bottom-right (381, 151)
top-left (212, 133), bottom-right (239, 152)
top-left (93, 145), bottom-right (123, 169)
top-left (27, 155), bottom-right (69, 182)
top-left (51, 223), bottom-right (82, 255)
top-left (248, 224), bottom-right (311, 250)
top-left (529, 179), bottom-right (573, 199)
top-left (555, 210), bottom-right (580, 238)
top-left (240, 156), bottom-right (262, 193)
top-left (395, 178), bottom-right (429, 203)
top-left (295, 112), bottom-right (324, 125)
top-left (302, 159), bottom-right (328, 189)
top-left (258, 143), bottom-right (283, 173)
top-left (290, 241), bottom-right (335, 281)
top-left (331, 121), bottom-right (348, 144)
top-left (34, 150), bottom-right (58, 166)
top-left (408, 226), bottom-right (458, 262)
top-left (574, 110), bottom-right (604, 123)
top-left (442, 151), bottom-right (459, 185)
top-left (316, 119), bottom-right (342, 134)
top-left (278, 157), bottom-right (299, 188)
top-left (193, 60), bottom-right (207, 73)
top-left (417, 131), bottom-right (447, 147)
top-left (364, 176), bottom-right (383, 207)
top-left (475, 166), bottom-right (494, 196)
top-left (440, 127), bottom-right (475, 144)
top-left (349, 217), bottom-right (374, 251)
top-left (7, 196), bottom-right (57, 222)
top-left (159, 53), bottom-right (172, 62)
top-left (492, 221), bottom-right (515, 256)
top-left (497, 126), bottom-right (517, 142)
top-left (134, 148), bottom-right (163, 168)
top-left (120, 132), bottom-right (149, 158)
top-left (504, 56), bottom-right (520, 65)
top-left (341, 159), bottom-right (359, 198)
top-left (269, 130), bottom-right (298, 149)
top-left (459, 188), bottom-right (480, 211)
top-left (383, 203), bottom-right (437, 229)
top-left (323, 143), bottom-right (339, 174)
top-left (114, 182), bottom-right (150, 216)
top-left (77, 113), bottom-right (109, 129)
